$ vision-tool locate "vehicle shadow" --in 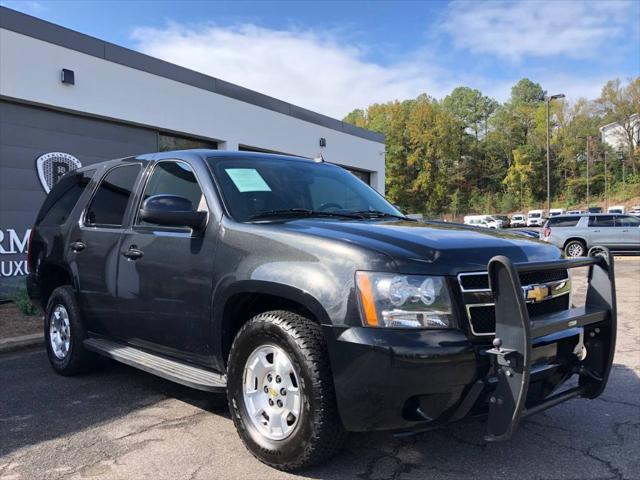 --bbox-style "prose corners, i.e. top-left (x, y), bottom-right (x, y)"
top-left (1, 355), bottom-right (637, 479)
top-left (300, 362), bottom-right (640, 480)
top-left (0, 352), bottom-right (228, 458)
